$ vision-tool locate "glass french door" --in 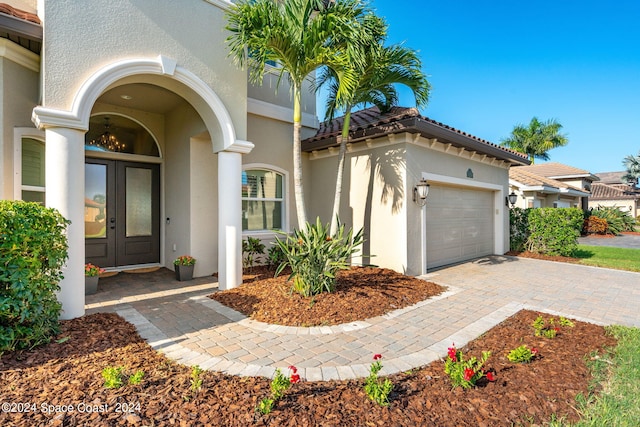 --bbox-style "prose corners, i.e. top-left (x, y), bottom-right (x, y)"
top-left (85, 159), bottom-right (160, 267)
